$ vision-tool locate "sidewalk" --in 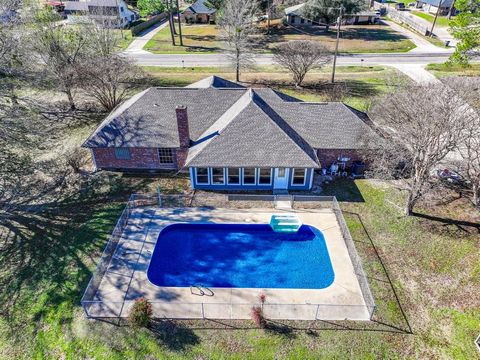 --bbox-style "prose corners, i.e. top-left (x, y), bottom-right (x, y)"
top-left (390, 63), bottom-right (440, 84)
top-left (382, 20), bottom-right (452, 54)
top-left (124, 19), bottom-right (169, 53)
